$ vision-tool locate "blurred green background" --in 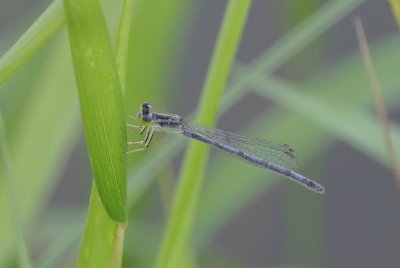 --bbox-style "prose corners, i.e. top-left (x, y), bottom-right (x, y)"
top-left (1, 0), bottom-right (400, 267)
